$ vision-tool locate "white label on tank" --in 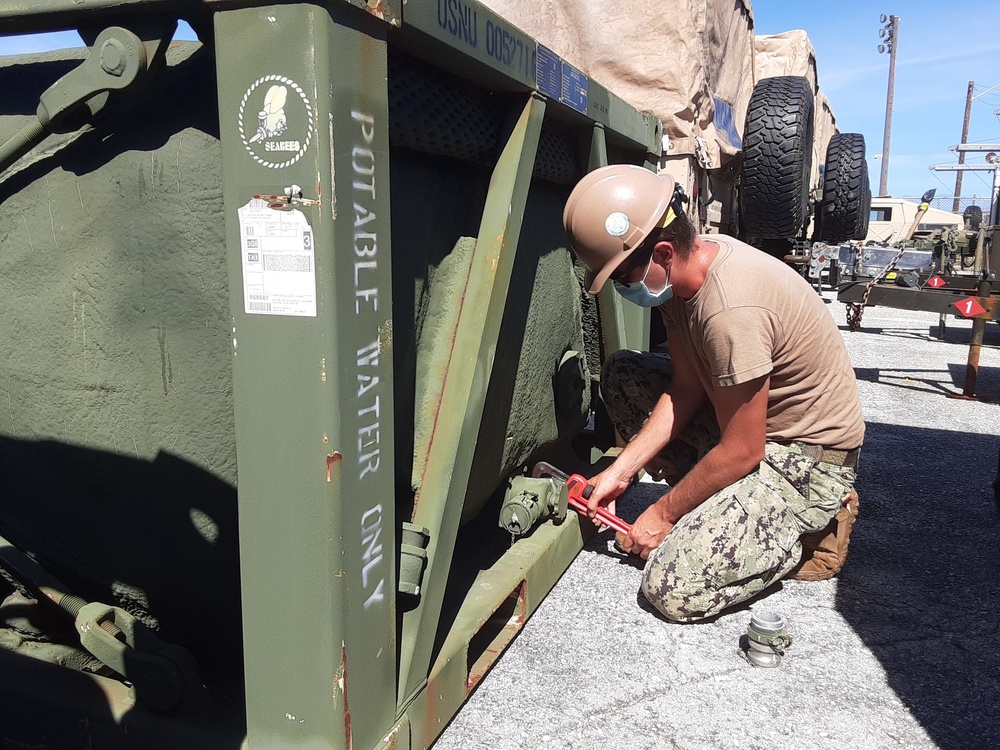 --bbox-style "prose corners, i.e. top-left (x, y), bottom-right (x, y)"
top-left (238, 198), bottom-right (317, 317)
